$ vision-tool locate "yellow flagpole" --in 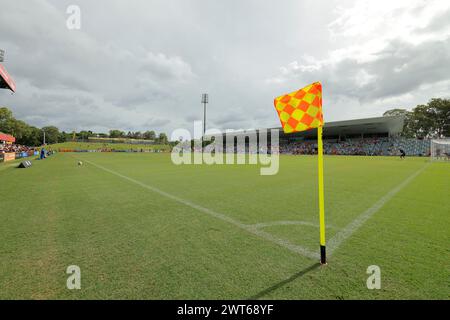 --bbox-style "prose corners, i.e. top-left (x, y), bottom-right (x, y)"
top-left (317, 126), bottom-right (327, 264)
